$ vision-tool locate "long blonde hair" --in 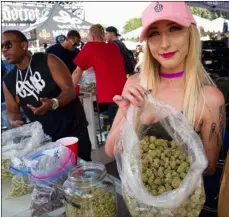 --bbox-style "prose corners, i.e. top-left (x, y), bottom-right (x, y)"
top-left (140, 25), bottom-right (215, 127)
